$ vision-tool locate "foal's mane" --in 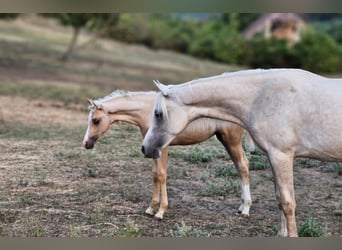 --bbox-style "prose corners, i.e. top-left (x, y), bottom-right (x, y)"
top-left (88, 90), bottom-right (156, 110)
top-left (96, 90), bottom-right (156, 103)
